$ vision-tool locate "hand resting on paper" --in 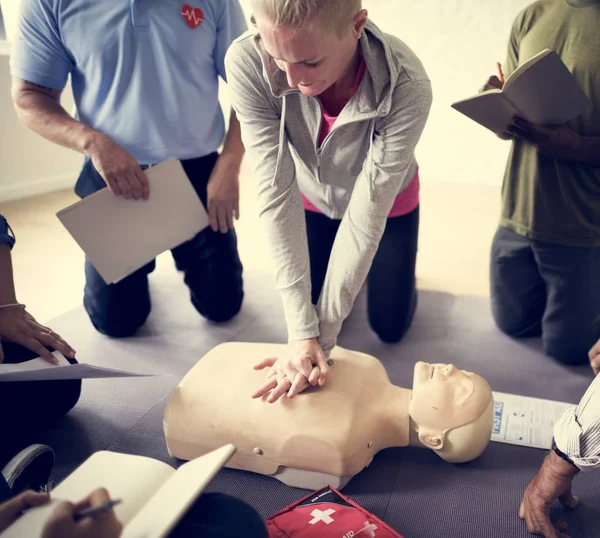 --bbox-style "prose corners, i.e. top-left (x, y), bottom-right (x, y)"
top-left (519, 450), bottom-right (580, 538)
top-left (252, 338), bottom-right (330, 403)
top-left (0, 488), bottom-right (121, 538)
top-left (0, 305), bottom-right (76, 365)
top-left (87, 133), bottom-right (149, 202)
